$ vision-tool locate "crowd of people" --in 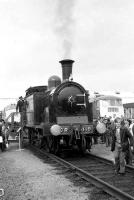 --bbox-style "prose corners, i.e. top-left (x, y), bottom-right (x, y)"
top-left (93, 116), bottom-right (134, 175)
top-left (0, 119), bottom-right (10, 151)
